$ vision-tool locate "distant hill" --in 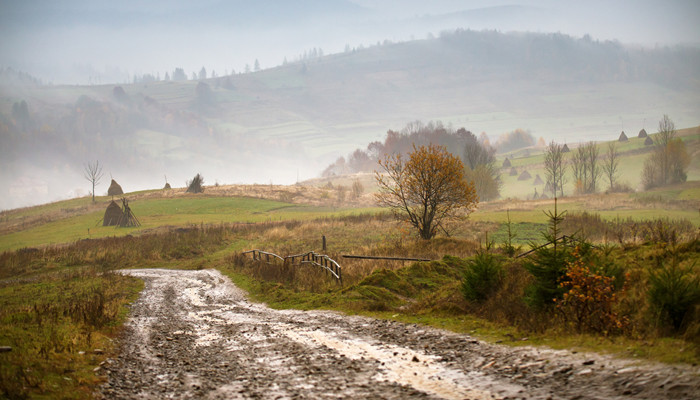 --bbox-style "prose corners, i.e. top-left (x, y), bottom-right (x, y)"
top-left (1, 29), bottom-right (699, 210)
